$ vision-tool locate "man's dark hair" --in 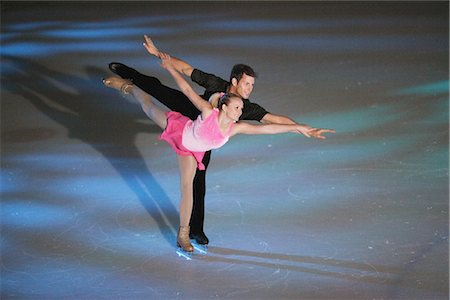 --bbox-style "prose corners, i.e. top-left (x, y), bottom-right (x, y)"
top-left (229, 64), bottom-right (257, 82)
